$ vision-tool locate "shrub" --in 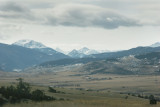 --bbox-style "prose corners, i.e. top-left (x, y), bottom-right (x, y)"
top-left (125, 96), bottom-right (128, 99)
top-left (150, 99), bottom-right (157, 105)
top-left (32, 89), bottom-right (55, 101)
top-left (0, 97), bottom-right (7, 105)
top-left (16, 78), bottom-right (31, 99)
top-left (48, 87), bottom-right (57, 93)
top-left (10, 96), bottom-right (20, 104)
top-left (31, 89), bottom-right (45, 101)
top-left (149, 95), bottom-right (157, 105)
top-left (144, 96), bottom-right (149, 99)
top-left (149, 95), bottom-right (154, 100)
